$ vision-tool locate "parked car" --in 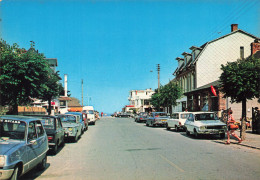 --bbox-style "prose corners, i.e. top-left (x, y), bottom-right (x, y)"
top-left (82, 106), bottom-right (96, 125)
top-left (184, 112), bottom-right (227, 138)
top-left (166, 112), bottom-right (191, 131)
top-left (0, 115), bottom-right (48, 180)
top-left (26, 115), bottom-right (65, 154)
top-left (58, 114), bottom-right (82, 142)
top-left (117, 112), bottom-right (132, 118)
top-left (65, 112), bottom-right (87, 132)
top-left (146, 112), bottom-right (169, 127)
top-left (135, 112), bottom-right (148, 123)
